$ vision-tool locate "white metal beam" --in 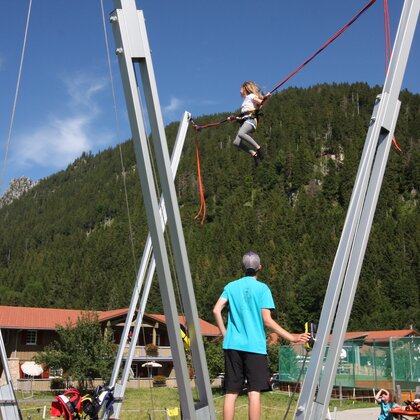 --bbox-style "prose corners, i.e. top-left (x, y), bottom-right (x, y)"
top-left (110, 1), bottom-right (215, 418)
top-left (296, 1), bottom-right (419, 418)
top-left (106, 111), bottom-right (191, 419)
